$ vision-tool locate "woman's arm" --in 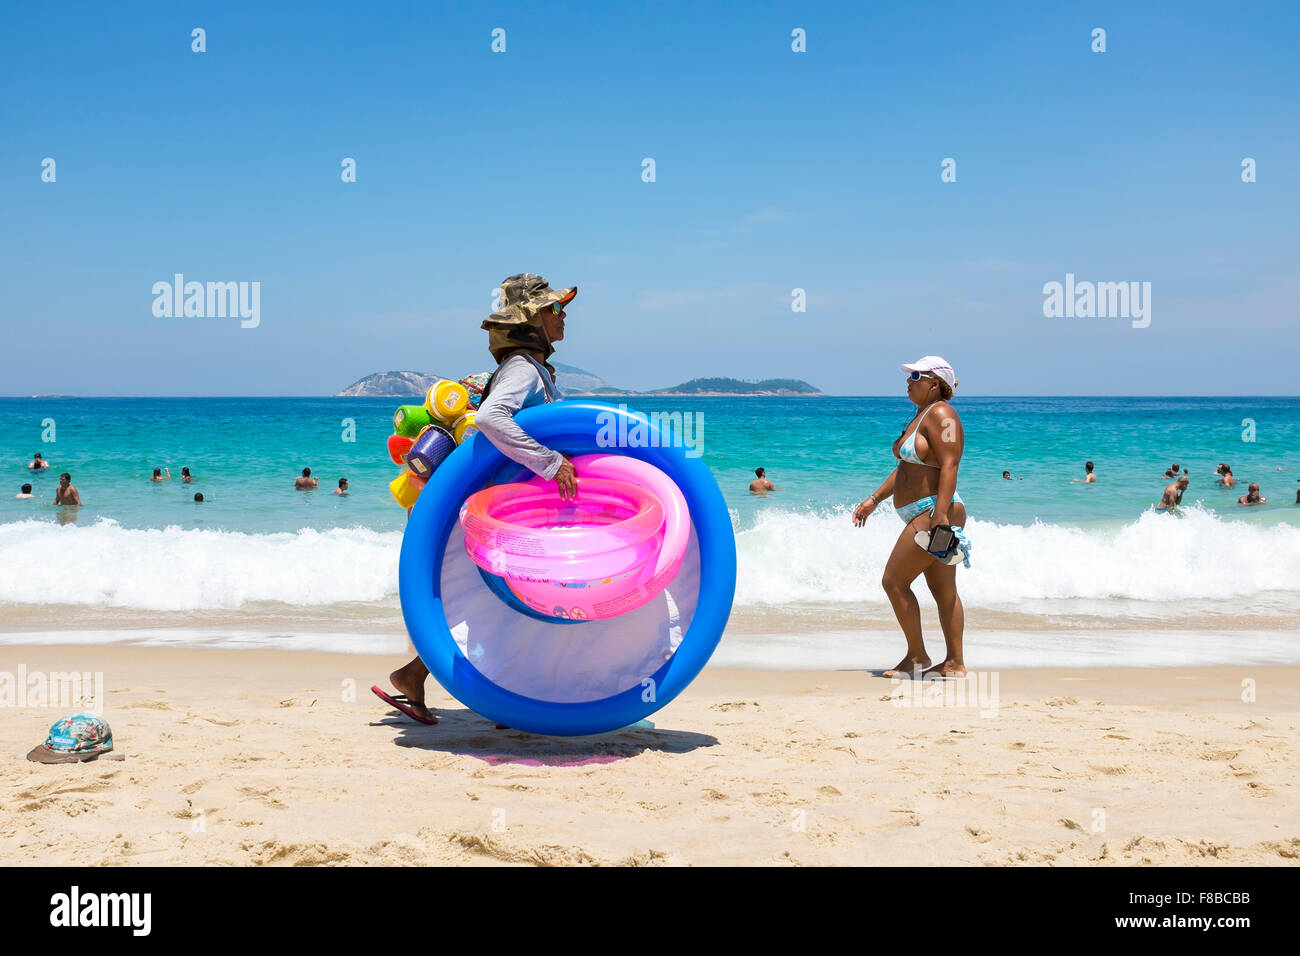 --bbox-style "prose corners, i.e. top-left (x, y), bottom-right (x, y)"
top-left (927, 404), bottom-right (964, 523)
top-left (475, 356), bottom-right (565, 481)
